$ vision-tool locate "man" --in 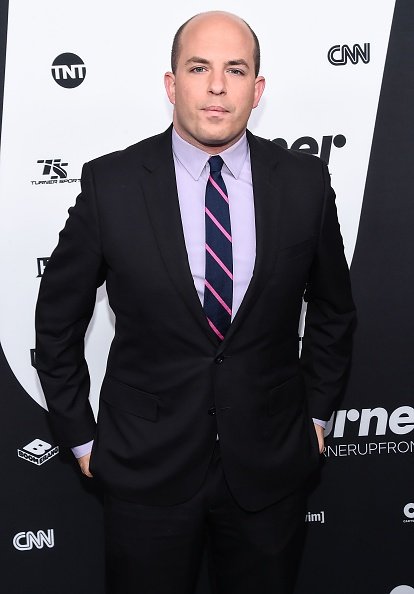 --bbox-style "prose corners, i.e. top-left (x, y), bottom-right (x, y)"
top-left (35, 10), bottom-right (355, 594)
